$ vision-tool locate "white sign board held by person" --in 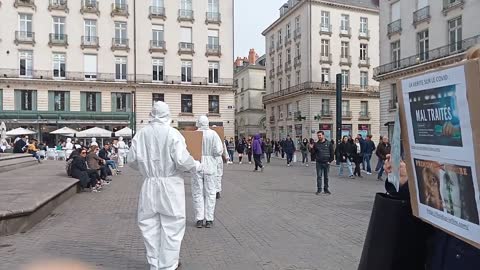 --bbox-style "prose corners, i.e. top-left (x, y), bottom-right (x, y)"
top-left (398, 59), bottom-right (480, 249)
